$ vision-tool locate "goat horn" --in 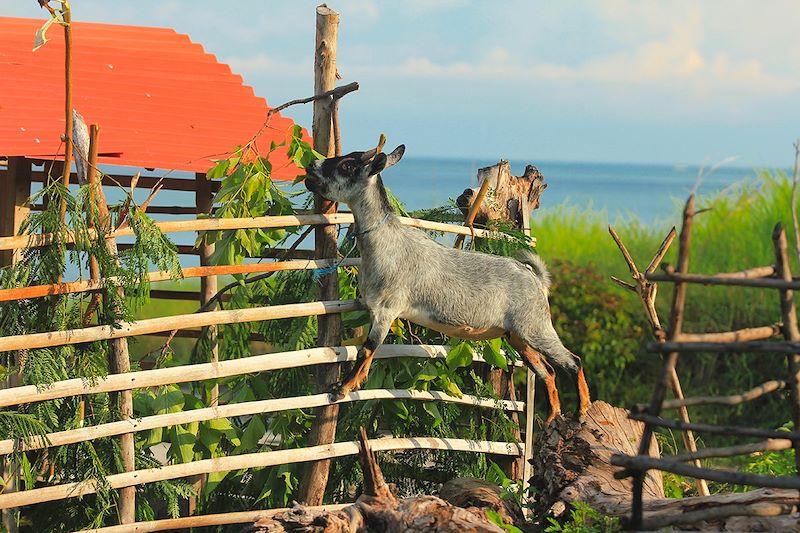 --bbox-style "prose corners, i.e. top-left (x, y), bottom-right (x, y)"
top-left (360, 133), bottom-right (387, 162)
